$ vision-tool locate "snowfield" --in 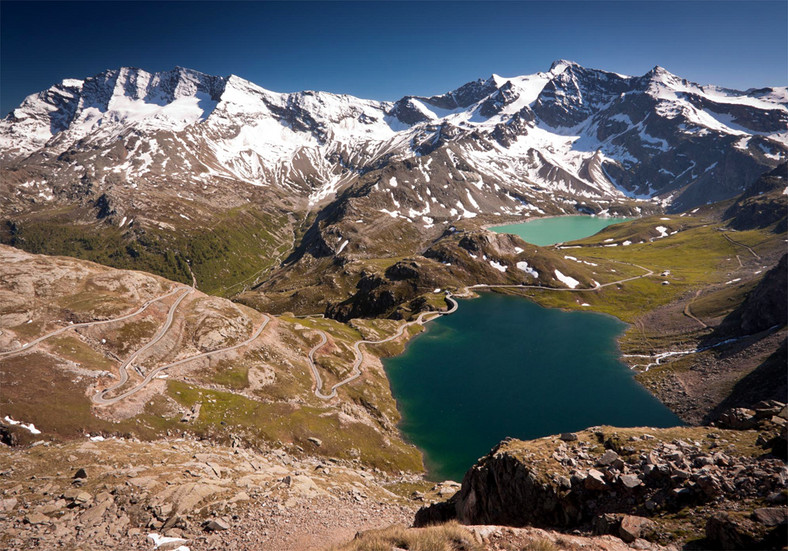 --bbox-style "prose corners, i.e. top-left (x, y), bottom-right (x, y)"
top-left (1, 61), bottom-right (785, 214)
